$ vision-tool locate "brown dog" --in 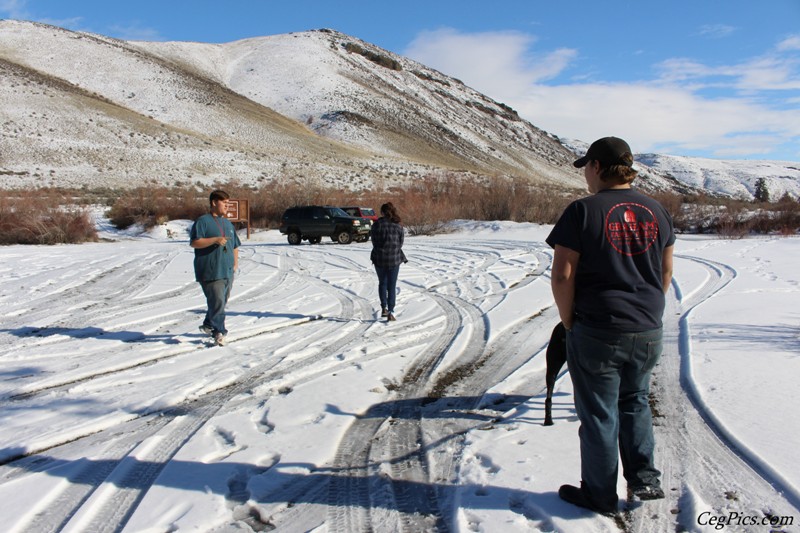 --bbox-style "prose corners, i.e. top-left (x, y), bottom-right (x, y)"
top-left (544, 322), bottom-right (567, 426)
